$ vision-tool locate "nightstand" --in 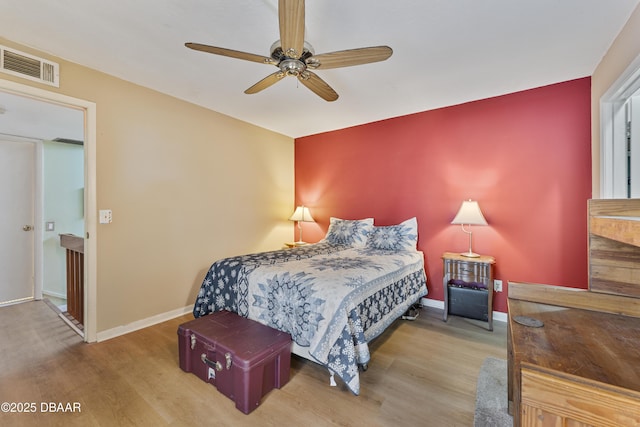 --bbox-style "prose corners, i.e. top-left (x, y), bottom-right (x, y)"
top-left (284, 242), bottom-right (307, 248)
top-left (442, 252), bottom-right (495, 331)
